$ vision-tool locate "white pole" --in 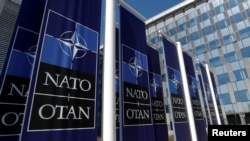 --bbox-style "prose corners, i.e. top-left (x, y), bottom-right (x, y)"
top-left (176, 42), bottom-right (198, 141)
top-left (205, 64), bottom-right (221, 125)
top-left (102, 0), bottom-right (116, 141)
